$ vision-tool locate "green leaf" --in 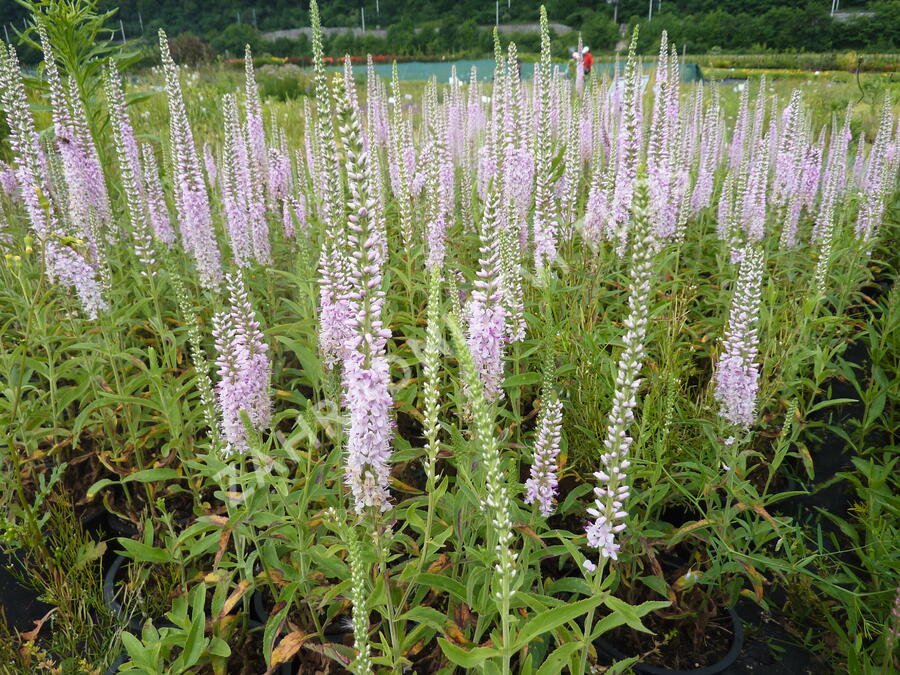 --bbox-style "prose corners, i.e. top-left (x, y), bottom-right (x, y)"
top-left (264, 602), bottom-right (292, 666)
top-left (120, 631), bottom-right (144, 659)
top-left (513, 595), bottom-right (605, 650)
top-left (590, 611), bottom-right (630, 639)
top-left (637, 575), bottom-right (669, 598)
top-left (807, 398), bottom-right (857, 414)
top-left (180, 583), bottom-right (207, 667)
top-left (504, 372), bottom-right (543, 388)
top-left (864, 392), bottom-right (886, 429)
top-left (544, 577), bottom-right (593, 597)
top-left (535, 641), bottom-right (583, 675)
top-left (417, 573), bottom-right (467, 601)
top-left (123, 468), bottom-right (181, 483)
top-left (208, 638), bottom-right (231, 658)
top-left (399, 606), bottom-right (447, 633)
top-left (117, 538), bottom-right (172, 564)
top-left (437, 638), bottom-right (499, 668)
top-left (74, 540), bottom-right (107, 570)
top-left (602, 597), bottom-right (669, 633)
top-left (86, 478), bottom-right (117, 499)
